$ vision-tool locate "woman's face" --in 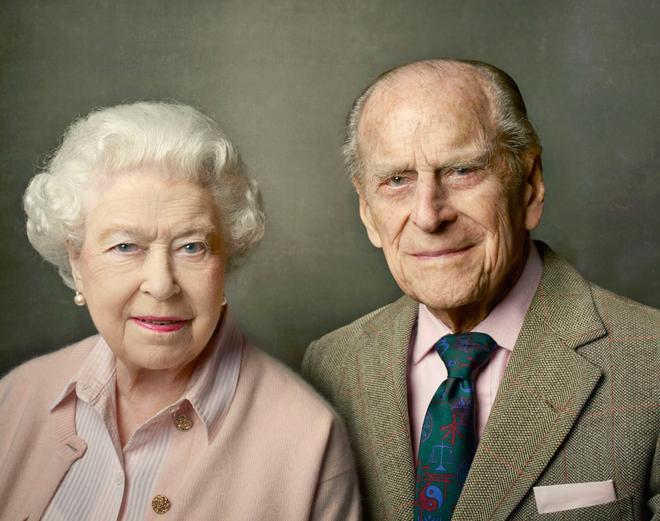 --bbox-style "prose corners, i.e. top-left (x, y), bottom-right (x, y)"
top-left (69, 169), bottom-right (226, 375)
